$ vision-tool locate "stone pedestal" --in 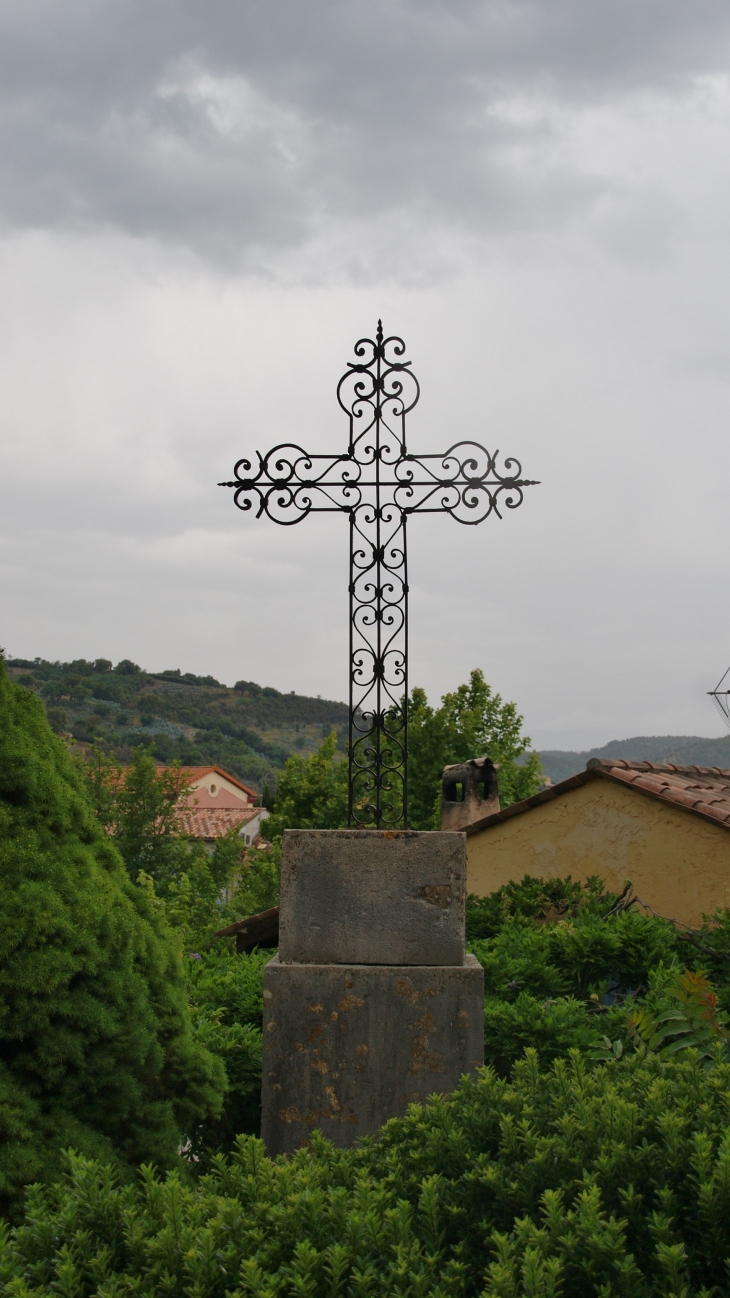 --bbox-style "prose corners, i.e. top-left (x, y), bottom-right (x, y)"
top-left (261, 829), bottom-right (484, 1155)
top-left (278, 828), bottom-right (466, 965)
